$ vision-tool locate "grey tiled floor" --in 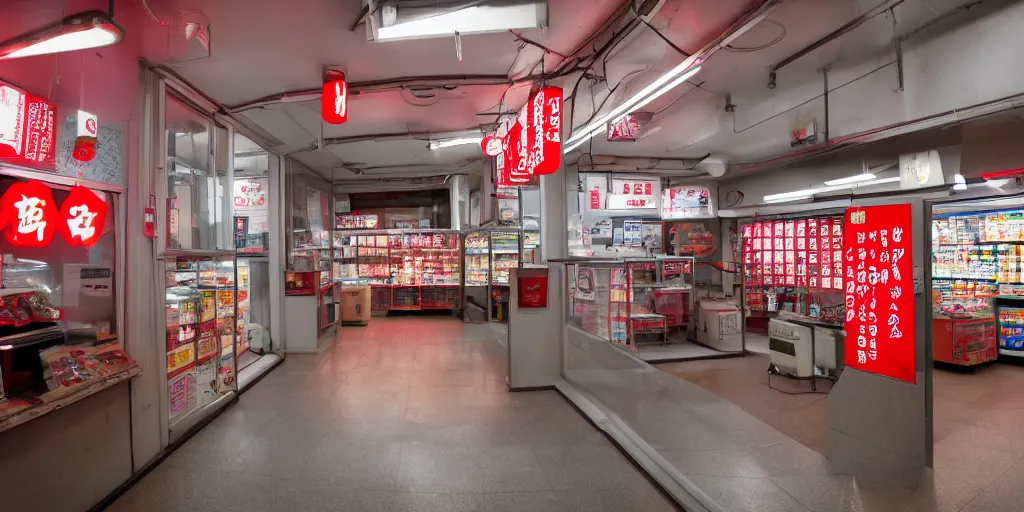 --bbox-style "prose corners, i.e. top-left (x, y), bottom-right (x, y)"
top-left (108, 317), bottom-right (677, 512)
